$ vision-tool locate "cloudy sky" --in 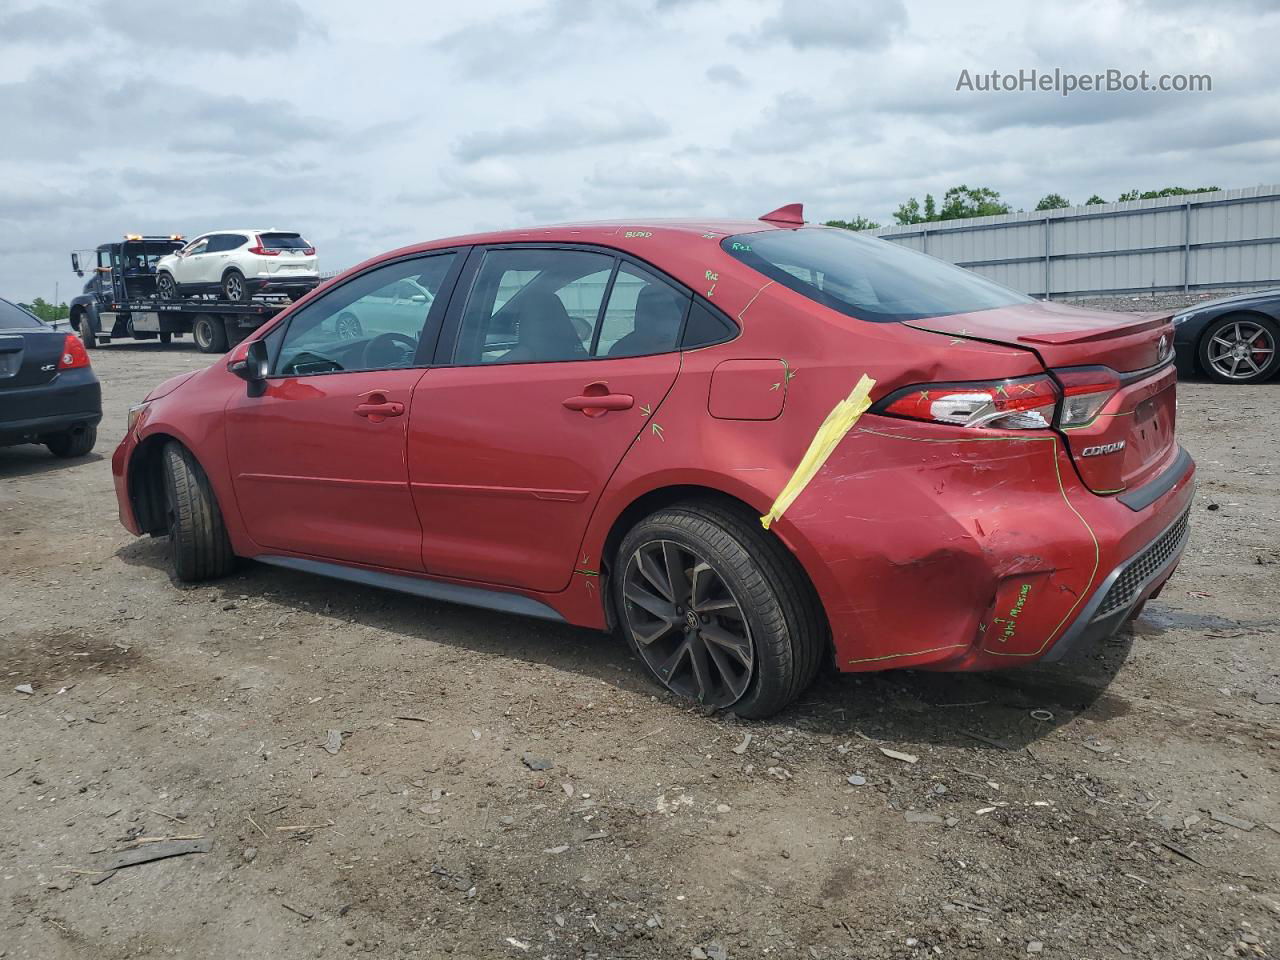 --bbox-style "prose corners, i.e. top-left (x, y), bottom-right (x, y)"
top-left (1, 0), bottom-right (1277, 303)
